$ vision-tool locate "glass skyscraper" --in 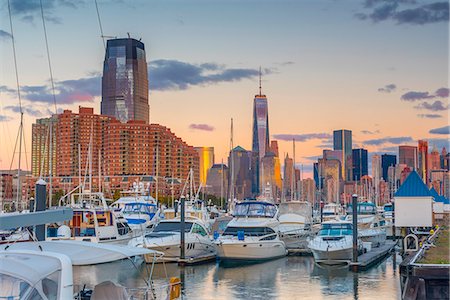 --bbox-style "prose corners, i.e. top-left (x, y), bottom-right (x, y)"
top-left (251, 91), bottom-right (270, 195)
top-left (101, 38), bottom-right (149, 123)
top-left (381, 154), bottom-right (397, 181)
top-left (352, 148), bottom-right (368, 181)
top-left (333, 129), bottom-right (352, 181)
